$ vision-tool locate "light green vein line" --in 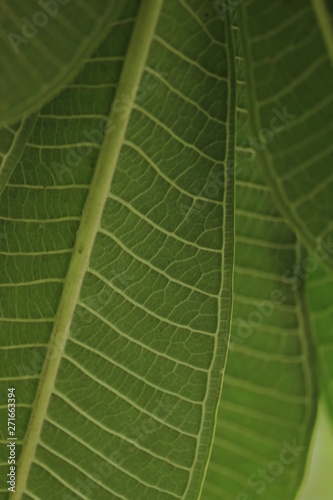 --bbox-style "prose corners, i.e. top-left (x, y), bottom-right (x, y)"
top-left (133, 104), bottom-right (224, 164)
top-left (293, 171), bottom-right (333, 207)
top-left (0, 114), bottom-right (38, 197)
top-left (123, 139), bottom-right (223, 204)
top-left (0, 344), bottom-right (47, 350)
top-left (221, 400), bottom-right (300, 430)
top-left (311, 0), bottom-right (333, 65)
top-left (98, 227), bottom-right (217, 297)
top-left (234, 293), bottom-right (296, 313)
top-left (68, 336), bottom-right (201, 404)
top-left (231, 318), bottom-right (299, 336)
top-left (0, 404), bottom-right (31, 409)
top-left (281, 144), bottom-right (333, 181)
top-left (31, 459), bottom-right (86, 499)
top-left (0, 216), bottom-right (80, 223)
top-left (67, 83), bottom-right (117, 90)
top-left (38, 441), bottom-right (138, 499)
top-left (190, 8), bottom-right (236, 500)
top-left (212, 436), bottom-right (271, 467)
top-left (234, 264), bottom-right (286, 282)
top-left (85, 55), bottom-right (125, 63)
top-left (239, 4), bottom-right (322, 267)
top-left (178, 0), bottom-right (226, 48)
top-left (225, 375), bottom-right (308, 404)
top-left (24, 490), bottom-right (48, 500)
top-left (76, 300), bottom-right (208, 373)
top-left (154, 34), bottom-right (228, 82)
top-left (249, 6), bottom-right (311, 43)
top-left (217, 418), bottom-right (282, 449)
top-left (0, 375), bottom-right (39, 381)
top-left (86, 266), bottom-right (215, 336)
top-left (26, 142), bottom-right (100, 150)
top-left (0, 318), bottom-right (54, 323)
top-left (311, 303), bottom-right (333, 319)
top-left (39, 113), bottom-right (107, 120)
top-left (107, 193), bottom-right (221, 253)
top-left (14, 2), bottom-right (164, 498)
top-left (287, 93), bottom-right (333, 130)
top-left (258, 55), bottom-right (328, 107)
top-left (203, 481), bottom-right (234, 500)
top-left (307, 274), bottom-right (333, 287)
top-left (230, 343), bottom-right (305, 364)
top-left (0, 279), bottom-right (63, 288)
top-left (52, 388), bottom-right (194, 468)
top-left (6, 184), bottom-right (89, 190)
top-left (44, 417), bottom-right (128, 500)
top-left (62, 353), bottom-right (199, 442)
top-left (235, 208), bottom-right (285, 223)
top-left (0, 249), bottom-right (71, 256)
top-left (273, 120), bottom-right (333, 159)
top-left (1, 4), bottom-right (55, 82)
top-left (235, 180), bottom-right (269, 191)
top-left (236, 234), bottom-right (296, 250)
top-left (210, 463), bottom-right (256, 489)
top-left (145, 66), bottom-right (226, 125)
top-left (253, 27), bottom-right (318, 67)
top-left (287, 244), bottom-right (317, 492)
